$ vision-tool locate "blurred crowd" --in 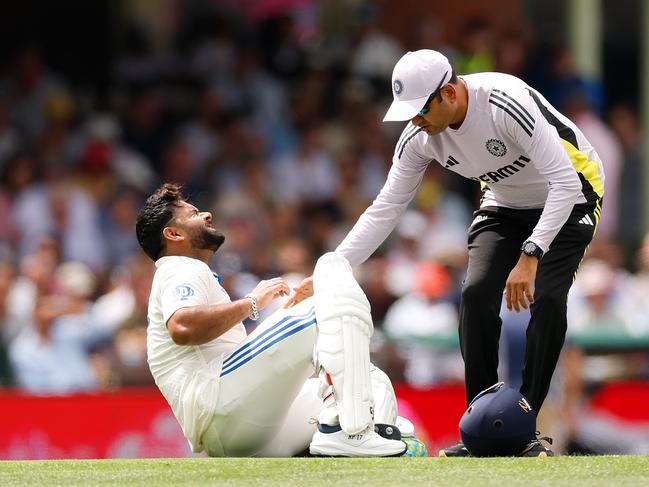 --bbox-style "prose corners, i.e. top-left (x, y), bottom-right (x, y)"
top-left (0, 0), bottom-right (647, 453)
